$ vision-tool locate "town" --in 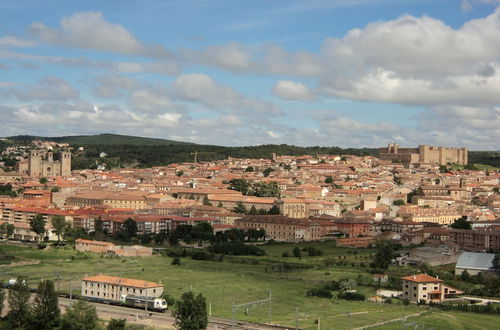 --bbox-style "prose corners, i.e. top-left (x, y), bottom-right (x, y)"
top-left (0, 137), bottom-right (498, 329)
